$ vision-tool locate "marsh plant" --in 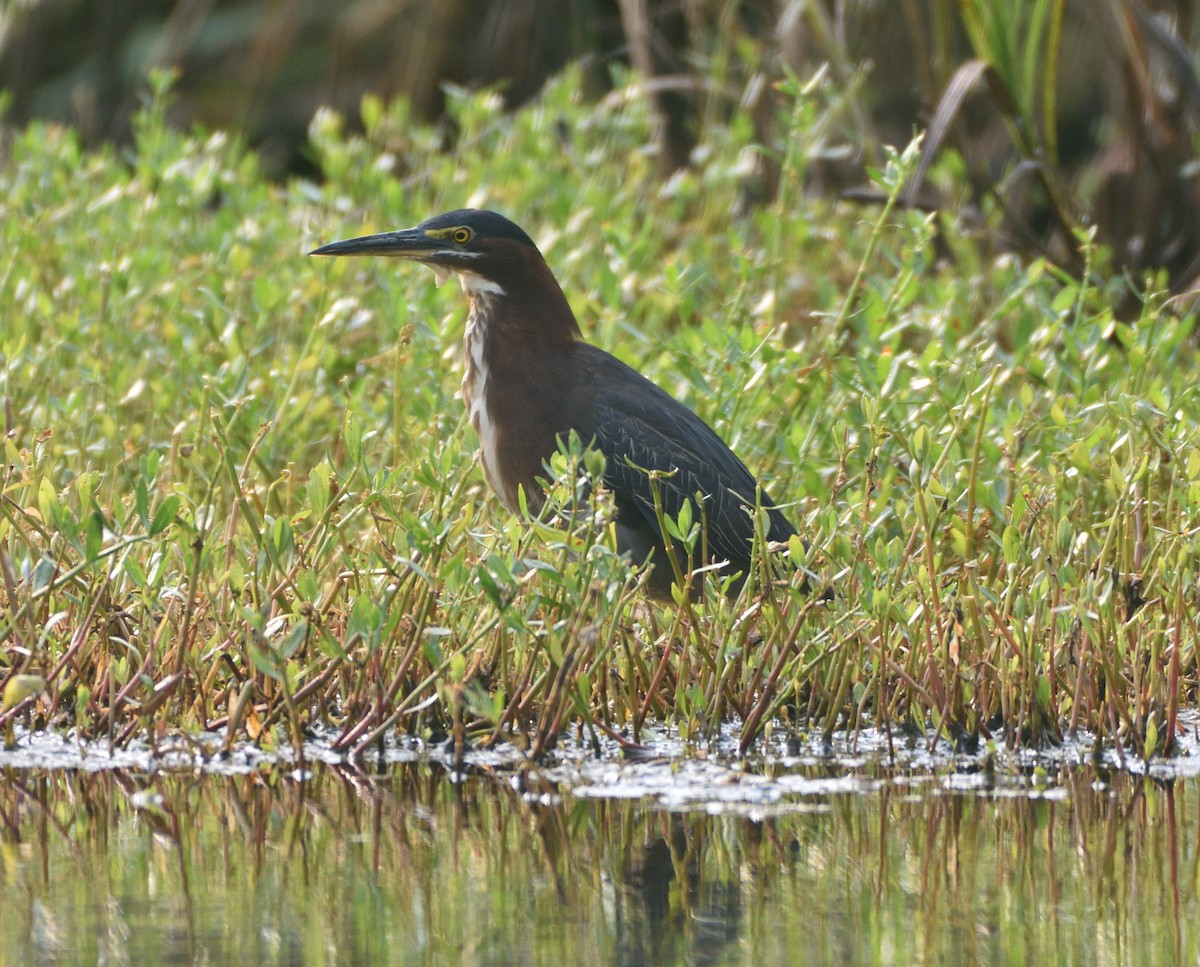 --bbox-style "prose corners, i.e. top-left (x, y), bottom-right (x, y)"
top-left (0, 69), bottom-right (1196, 762)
